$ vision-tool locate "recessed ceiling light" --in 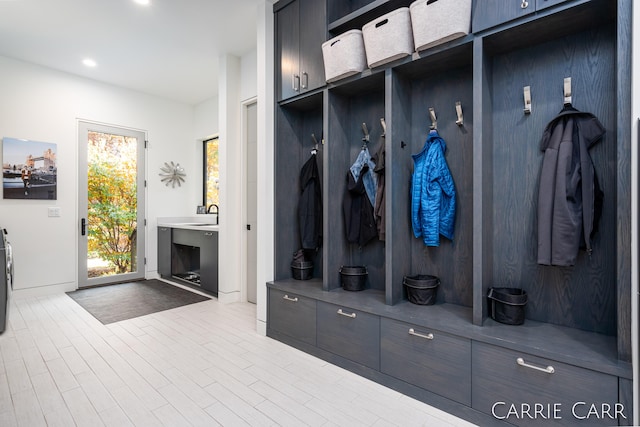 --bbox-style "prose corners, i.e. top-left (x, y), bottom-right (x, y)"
top-left (82, 59), bottom-right (97, 68)
top-left (134, 0), bottom-right (150, 5)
